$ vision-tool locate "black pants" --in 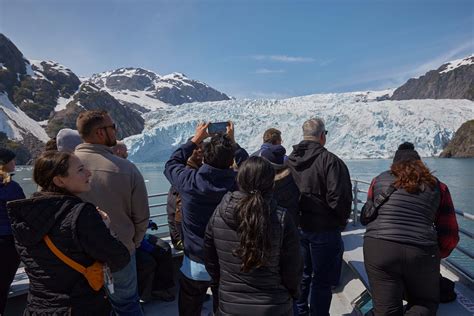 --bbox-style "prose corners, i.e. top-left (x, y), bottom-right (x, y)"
top-left (178, 272), bottom-right (218, 316)
top-left (363, 237), bottom-right (440, 316)
top-left (0, 235), bottom-right (21, 314)
top-left (136, 238), bottom-right (175, 298)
